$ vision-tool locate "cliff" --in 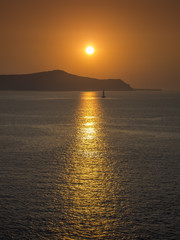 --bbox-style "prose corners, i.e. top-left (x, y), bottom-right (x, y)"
top-left (0, 70), bottom-right (133, 91)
